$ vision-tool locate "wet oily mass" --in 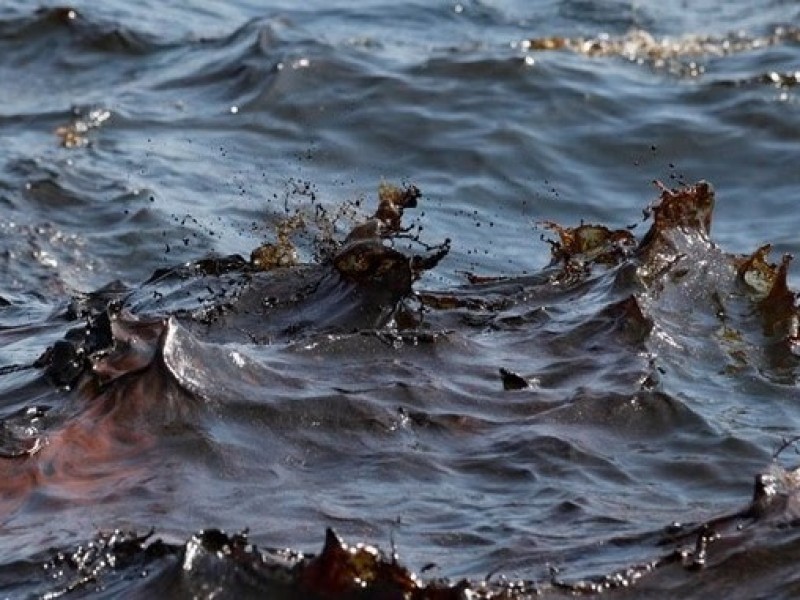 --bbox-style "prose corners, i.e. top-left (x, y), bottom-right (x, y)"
top-left (4, 180), bottom-right (800, 598)
top-left (21, 461), bottom-right (800, 600)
